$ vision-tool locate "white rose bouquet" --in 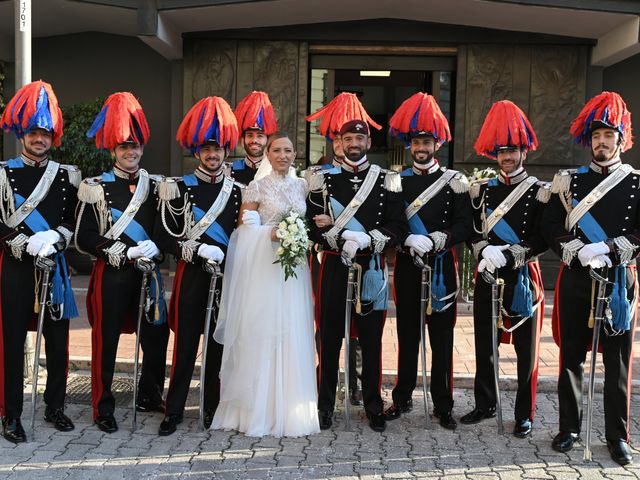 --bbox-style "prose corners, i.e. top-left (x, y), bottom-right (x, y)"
top-left (467, 166), bottom-right (497, 182)
top-left (273, 209), bottom-right (310, 281)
